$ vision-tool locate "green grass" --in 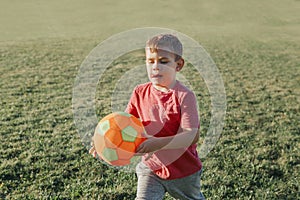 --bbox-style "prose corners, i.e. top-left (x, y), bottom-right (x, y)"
top-left (1, 0), bottom-right (300, 199)
top-left (1, 0), bottom-right (300, 42)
